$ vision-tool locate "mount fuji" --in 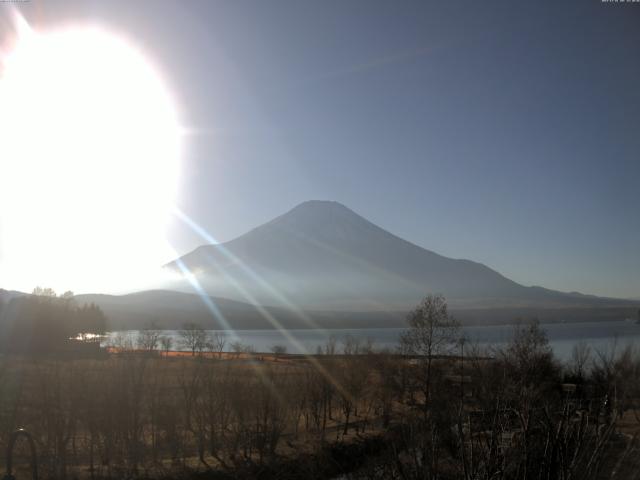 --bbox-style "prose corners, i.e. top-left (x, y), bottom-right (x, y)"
top-left (165, 201), bottom-right (629, 314)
